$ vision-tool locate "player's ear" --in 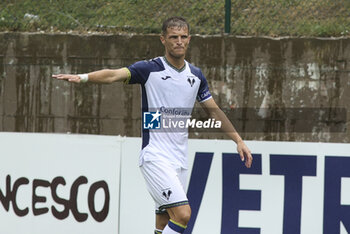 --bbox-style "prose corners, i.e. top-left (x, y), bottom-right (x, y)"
top-left (160, 35), bottom-right (165, 45)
